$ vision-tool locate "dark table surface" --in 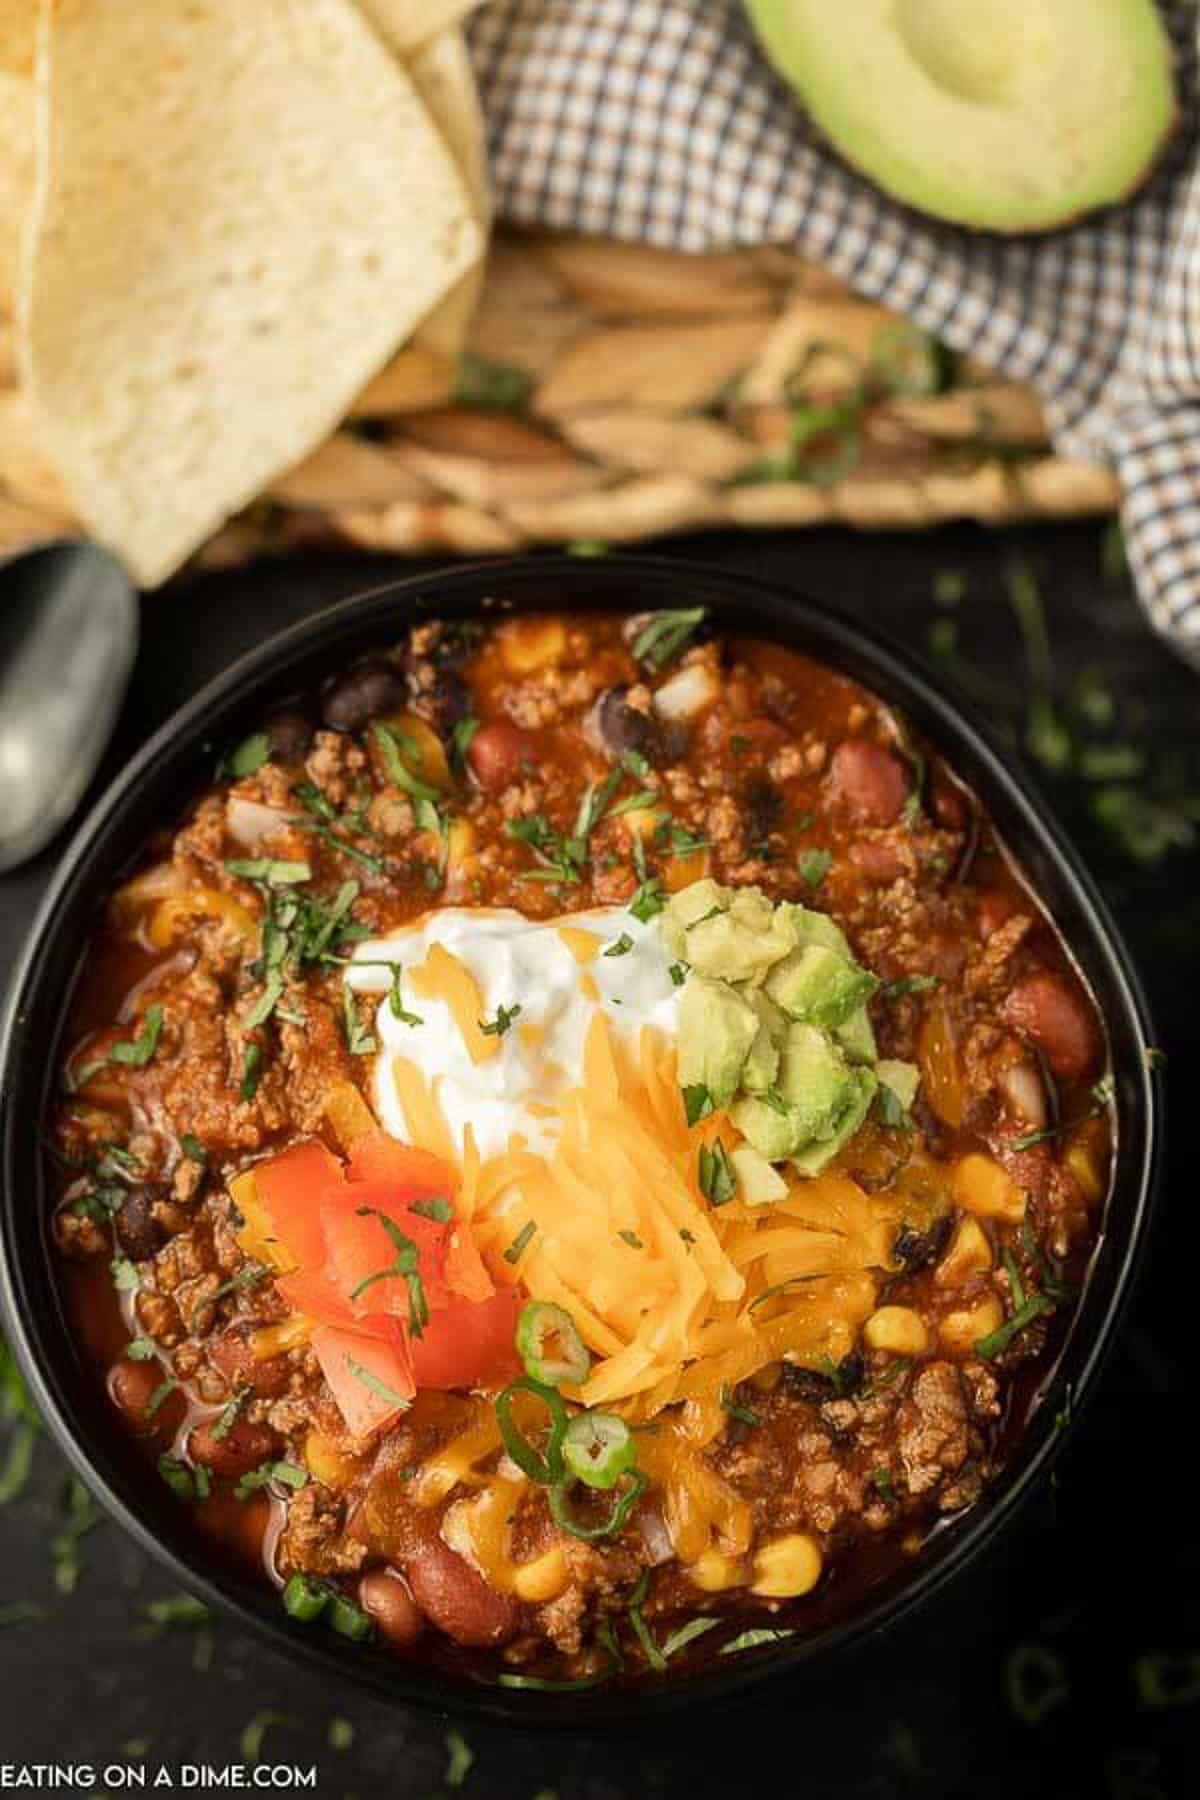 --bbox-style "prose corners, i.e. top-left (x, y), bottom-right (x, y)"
top-left (1, 525), bottom-right (1197, 1798)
